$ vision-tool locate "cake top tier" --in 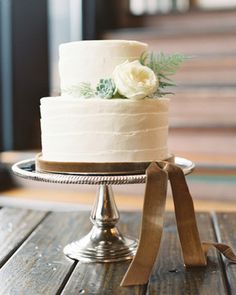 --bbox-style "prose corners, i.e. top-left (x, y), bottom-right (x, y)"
top-left (59, 40), bottom-right (147, 57)
top-left (59, 40), bottom-right (148, 96)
